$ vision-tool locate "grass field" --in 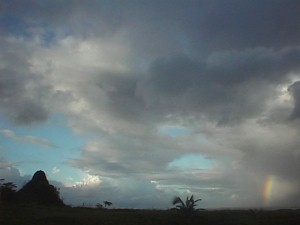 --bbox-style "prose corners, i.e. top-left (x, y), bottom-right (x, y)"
top-left (1, 203), bottom-right (300, 225)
